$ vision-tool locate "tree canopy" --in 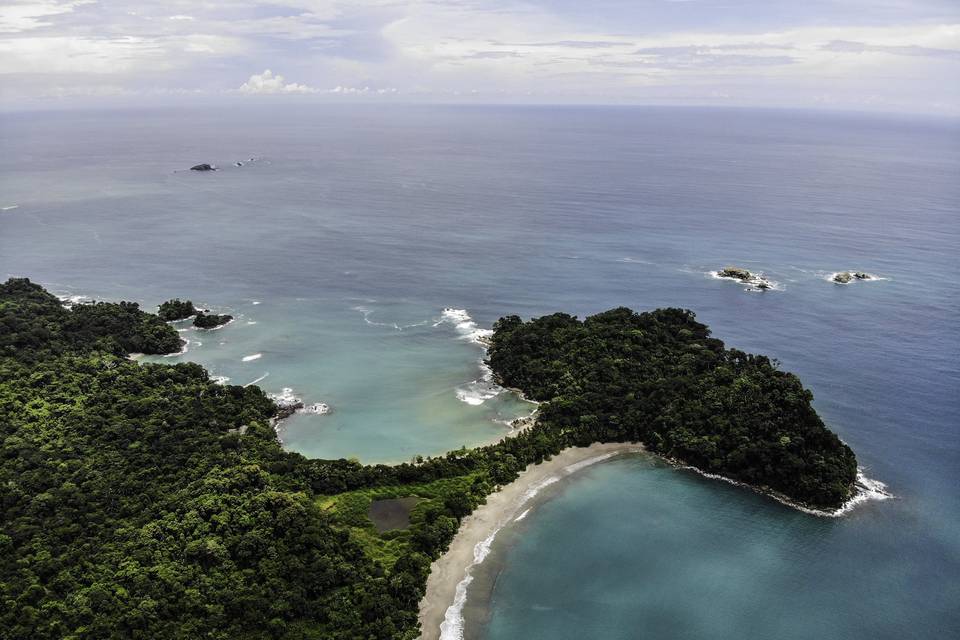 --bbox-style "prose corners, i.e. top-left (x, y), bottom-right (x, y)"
top-left (486, 307), bottom-right (857, 507)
